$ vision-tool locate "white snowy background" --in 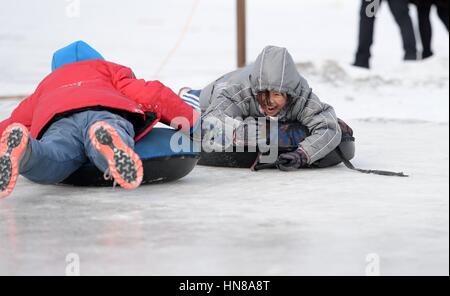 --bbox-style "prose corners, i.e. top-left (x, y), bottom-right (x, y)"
top-left (0, 0), bottom-right (448, 275)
